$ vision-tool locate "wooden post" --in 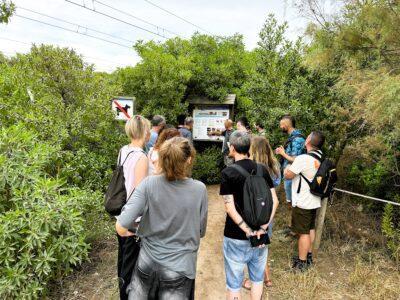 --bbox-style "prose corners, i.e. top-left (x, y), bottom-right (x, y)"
top-left (313, 197), bottom-right (328, 258)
